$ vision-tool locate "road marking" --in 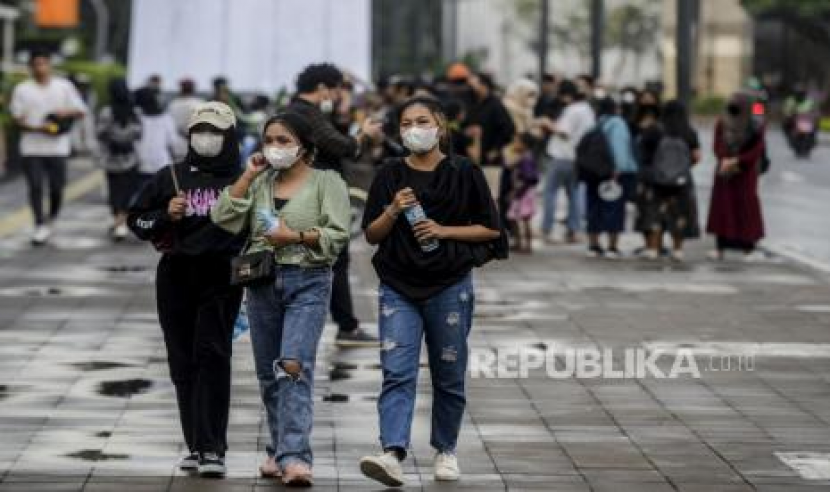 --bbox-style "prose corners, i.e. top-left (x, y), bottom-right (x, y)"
top-left (644, 341), bottom-right (830, 358)
top-left (776, 452), bottom-right (830, 480)
top-left (0, 169), bottom-right (103, 238)
top-left (763, 242), bottom-right (830, 275)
